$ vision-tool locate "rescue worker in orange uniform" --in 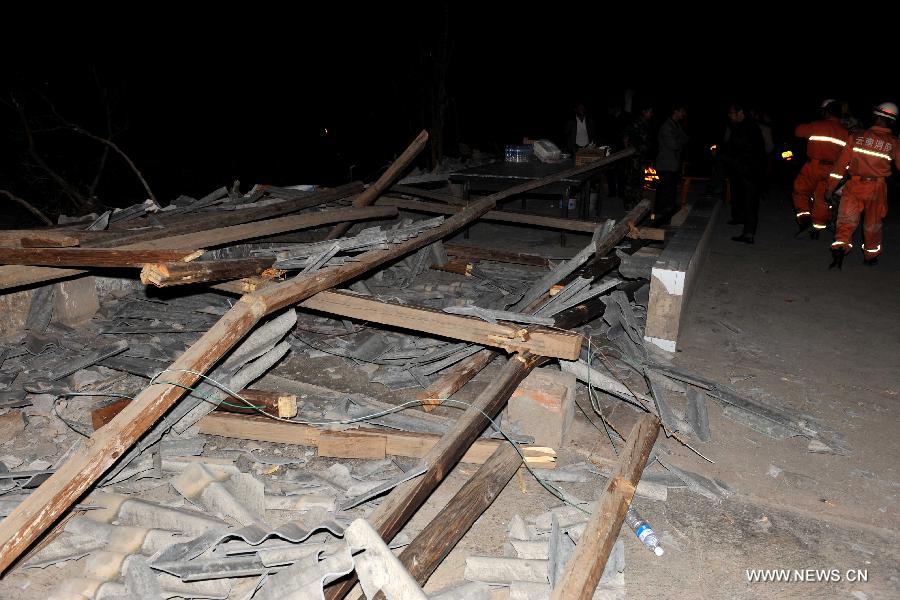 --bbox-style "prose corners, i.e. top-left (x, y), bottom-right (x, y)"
top-left (793, 100), bottom-right (848, 239)
top-left (826, 102), bottom-right (900, 269)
